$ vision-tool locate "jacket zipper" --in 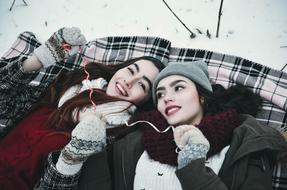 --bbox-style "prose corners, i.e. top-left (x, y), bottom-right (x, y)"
top-left (121, 151), bottom-right (128, 189)
top-left (260, 156), bottom-right (266, 171)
